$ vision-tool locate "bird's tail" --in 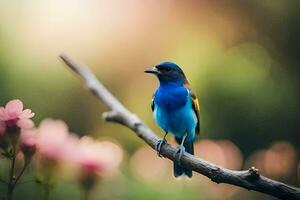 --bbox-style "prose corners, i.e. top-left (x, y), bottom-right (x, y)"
top-left (173, 137), bottom-right (194, 178)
